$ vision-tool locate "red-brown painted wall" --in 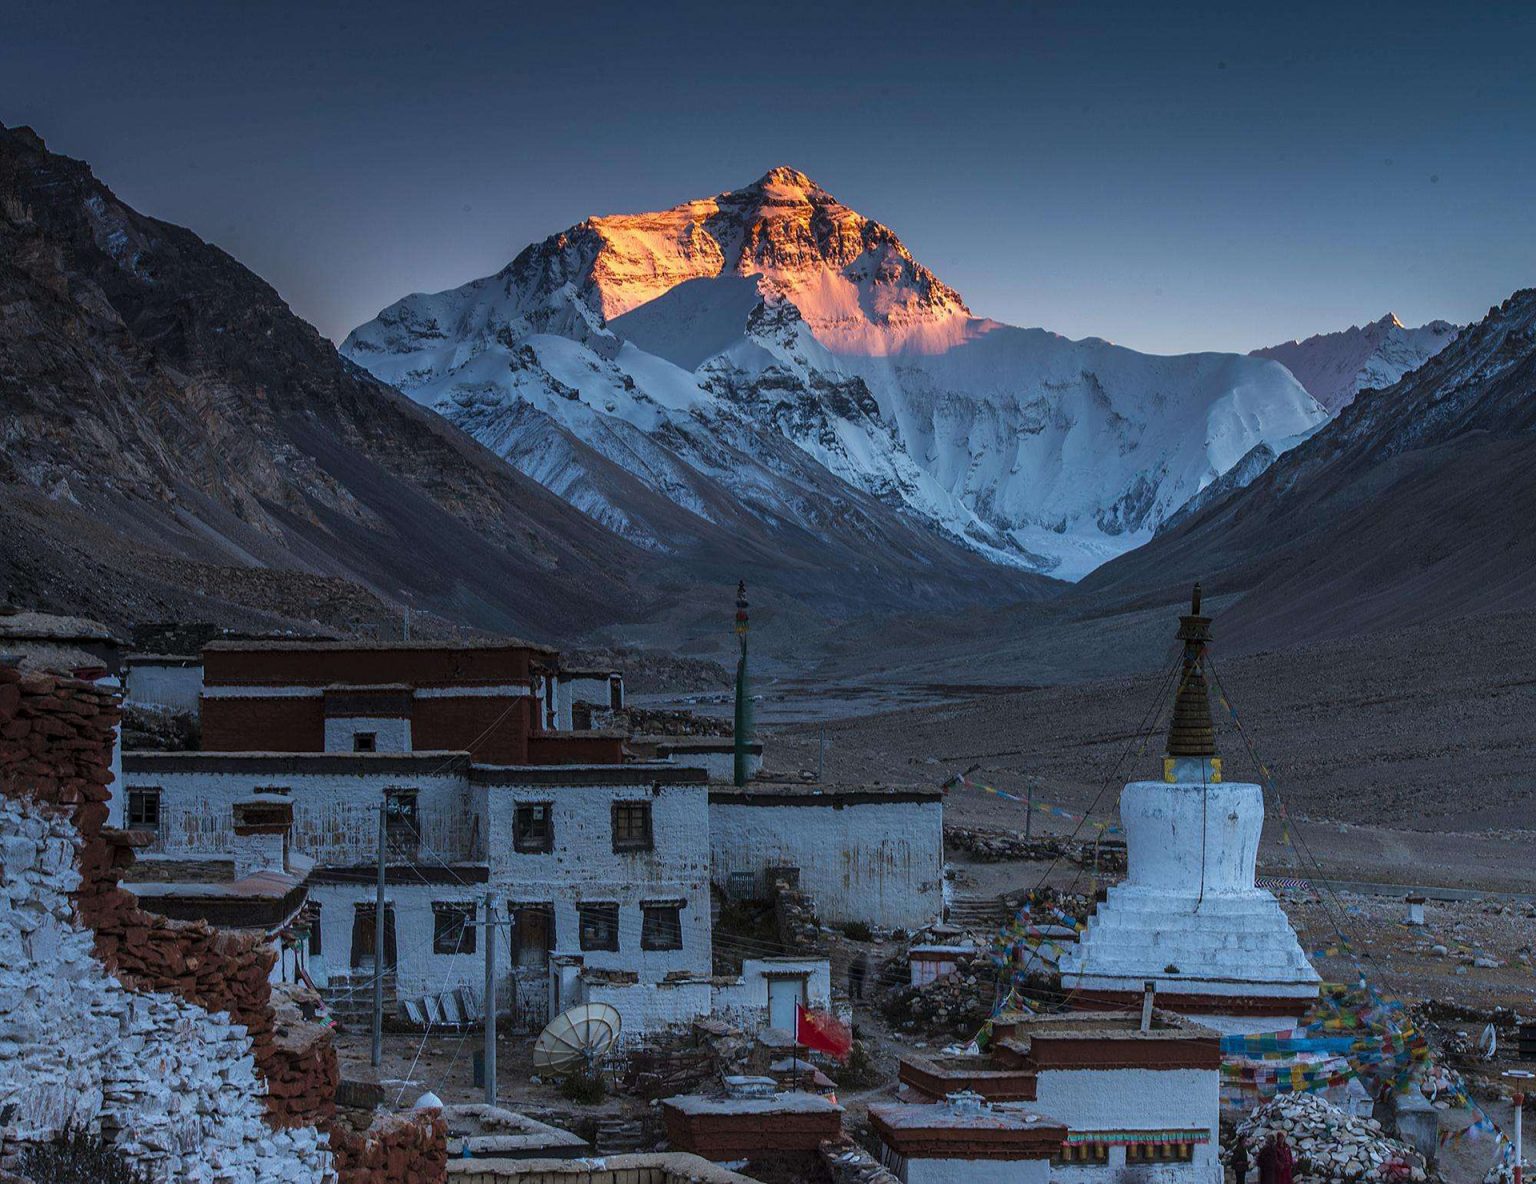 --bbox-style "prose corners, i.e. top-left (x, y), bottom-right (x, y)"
top-left (412, 694), bottom-right (533, 763)
top-left (526, 733), bottom-right (627, 765)
top-left (201, 696), bottom-right (327, 752)
top-left (203, 645), bottom-right (541, 687)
